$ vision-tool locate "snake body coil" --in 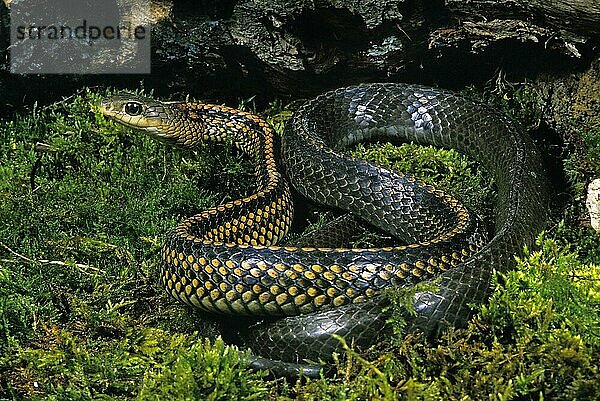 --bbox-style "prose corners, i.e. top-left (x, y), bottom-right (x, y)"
top-left (100, 83), bottom-right (547, 376)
